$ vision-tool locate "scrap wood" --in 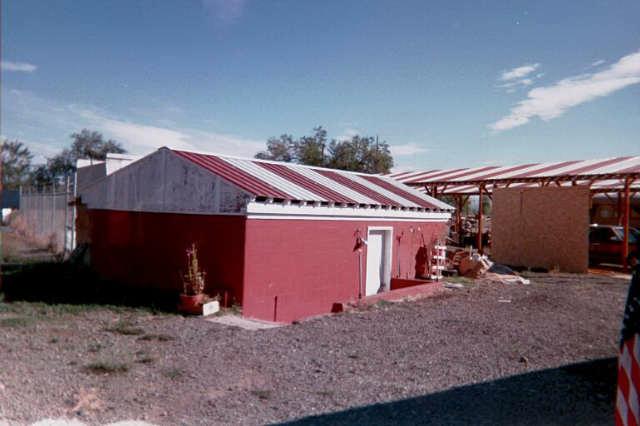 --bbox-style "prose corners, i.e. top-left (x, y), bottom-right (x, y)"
top-left (459, 255), bottom-right (493, 278)
top-left (447, 248), bottom-right (468, 269)
top-left (444, 282), bottom-right (465, 289)
top-left (483, 272), bottom-right (530, 285)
